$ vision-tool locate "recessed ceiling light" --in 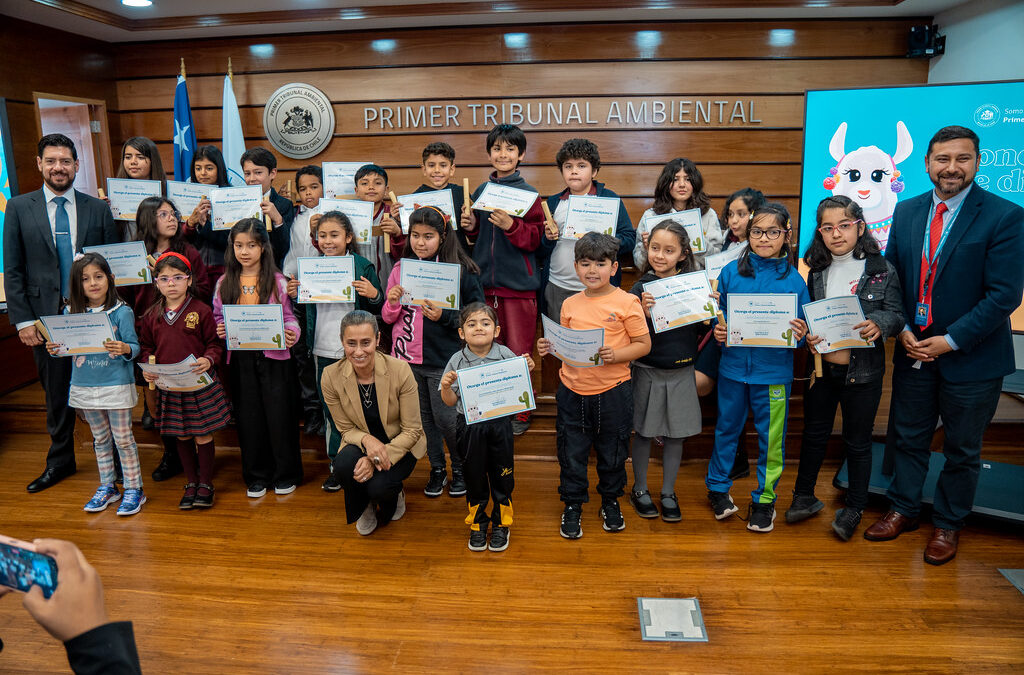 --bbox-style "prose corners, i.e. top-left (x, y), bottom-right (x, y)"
top-left (122, 0), bottom-right (153, 7)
